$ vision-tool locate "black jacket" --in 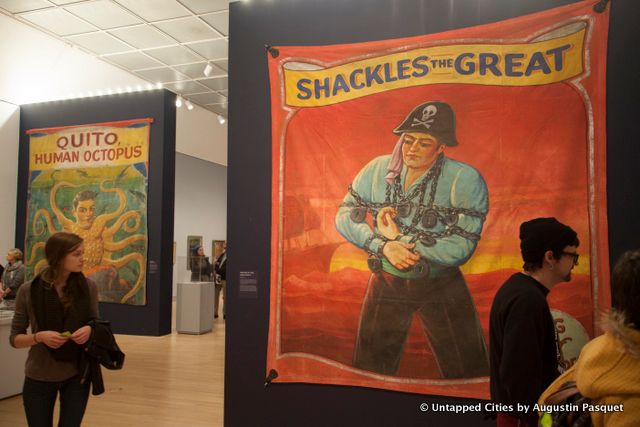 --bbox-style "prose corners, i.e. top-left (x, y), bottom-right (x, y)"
top-left (81, 319), bottom-right (125, 395)
top-left (214, 252), bottom-right (227, 281)
top-left (489, 273), bottom-right (559, 425)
